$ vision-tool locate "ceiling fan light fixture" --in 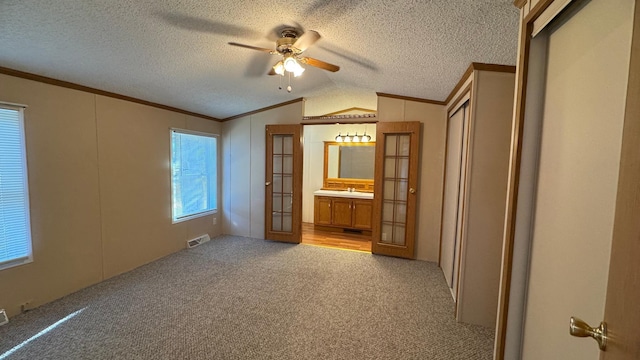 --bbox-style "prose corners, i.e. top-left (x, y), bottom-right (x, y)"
top-left (282, 55), bottom-right (305, 77)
